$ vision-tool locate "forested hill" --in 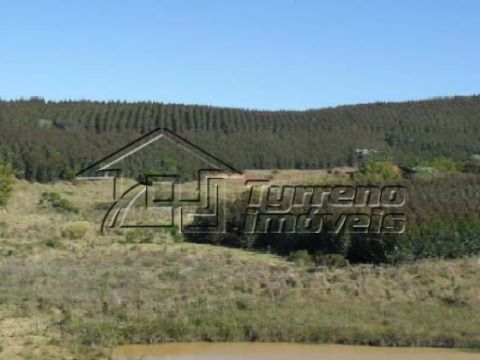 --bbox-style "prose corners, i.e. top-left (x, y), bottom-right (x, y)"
top-left (1, 95), bottom-right (480, 181)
